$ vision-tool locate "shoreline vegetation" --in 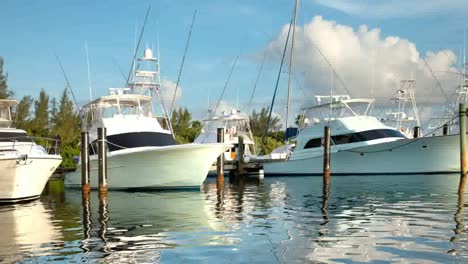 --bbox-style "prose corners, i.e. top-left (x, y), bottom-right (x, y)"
top-left (0, 57), bottom-right (288, 170)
